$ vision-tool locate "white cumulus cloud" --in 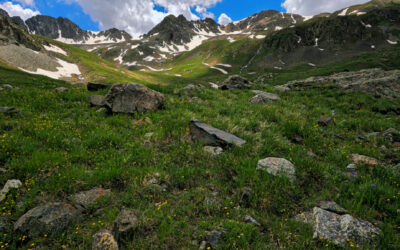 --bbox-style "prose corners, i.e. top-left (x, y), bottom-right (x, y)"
top-left (0, 1), bottom-right (40, 20)
top-left (16, 0), bottom-right (36, 7)
top-left (282, 0), bottom-right (369, 16)
top-left (66, 0), bottom-right (222, 37)
top-left (217, 13), bottom-right (232, 25)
